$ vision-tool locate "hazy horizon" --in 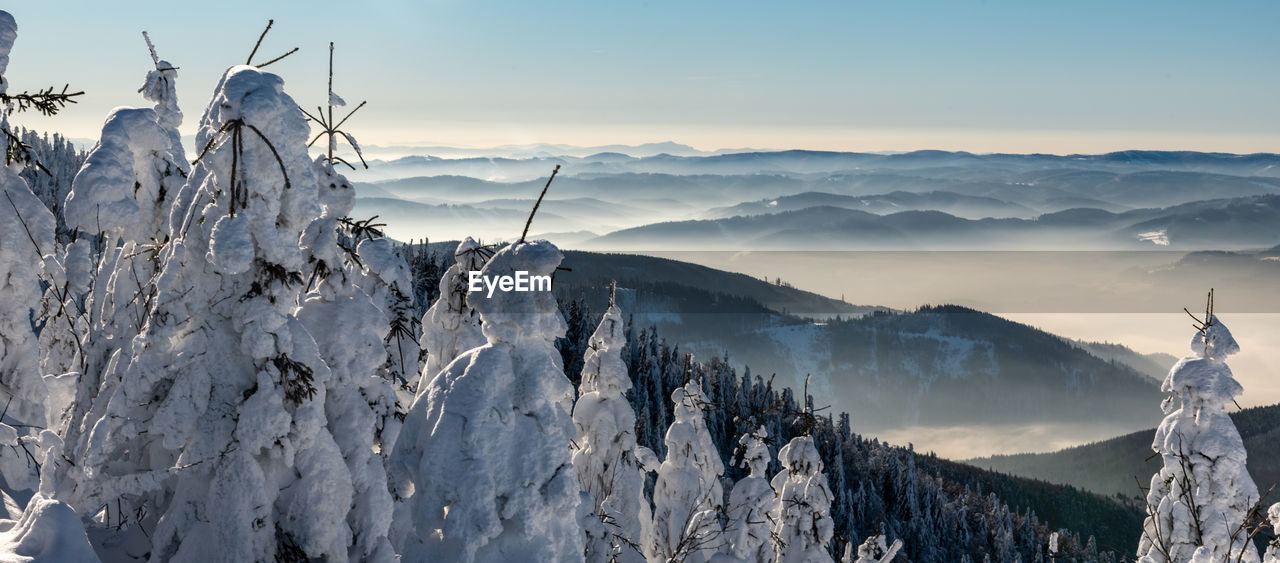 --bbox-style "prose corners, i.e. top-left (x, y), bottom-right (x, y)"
top-left (4, 1), bottom-right (1280, 154)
